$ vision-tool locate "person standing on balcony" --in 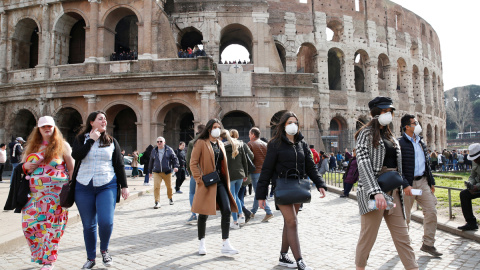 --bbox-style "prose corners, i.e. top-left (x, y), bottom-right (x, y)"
top-left (399, 114), bottom-right (442, 257)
